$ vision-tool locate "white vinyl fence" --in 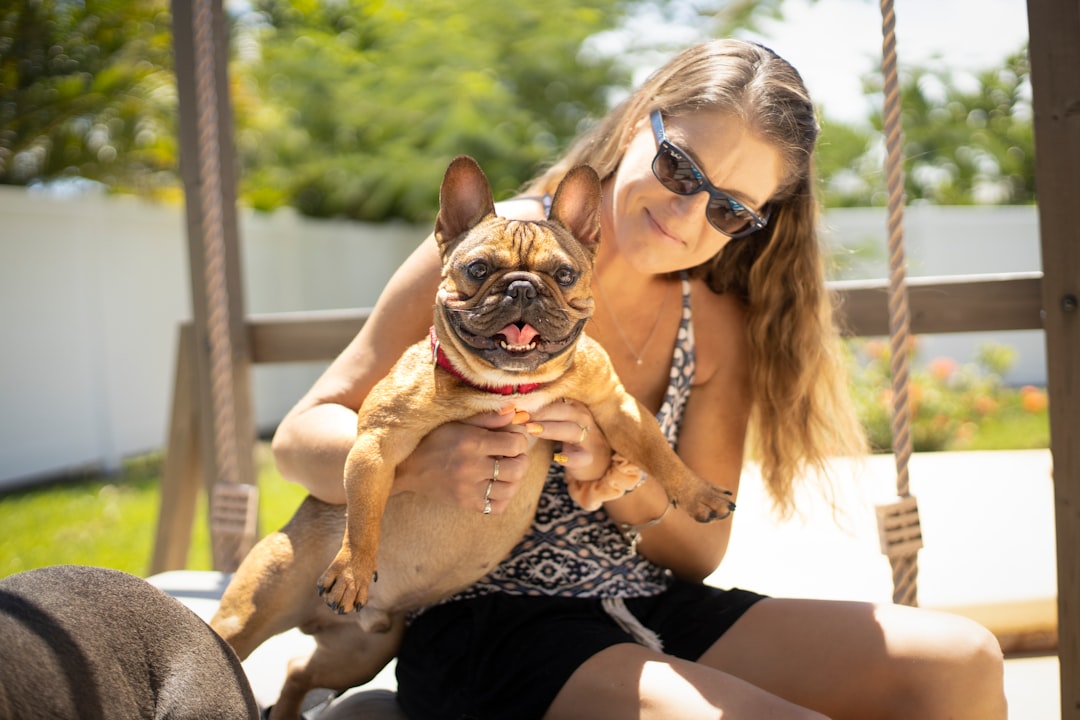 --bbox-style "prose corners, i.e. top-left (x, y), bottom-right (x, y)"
top-left (0, 187), bottom-right (1043, 488)
top-left (0, 187), bottom-right (419, 488)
